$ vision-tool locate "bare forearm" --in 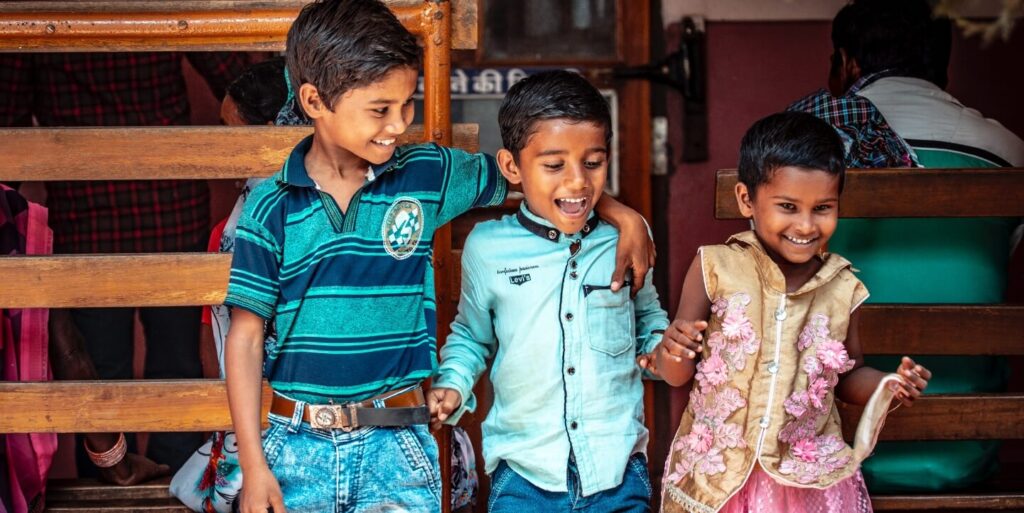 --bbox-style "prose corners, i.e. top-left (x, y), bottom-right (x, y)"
top-left (225, 331), bottom-right (268, 472)
top-left (656, 349), bottom-right (696, 387)
top-left (836, 365), bottom-right (889, 406)
top-left (594, 195), bottom-right (640, 230)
